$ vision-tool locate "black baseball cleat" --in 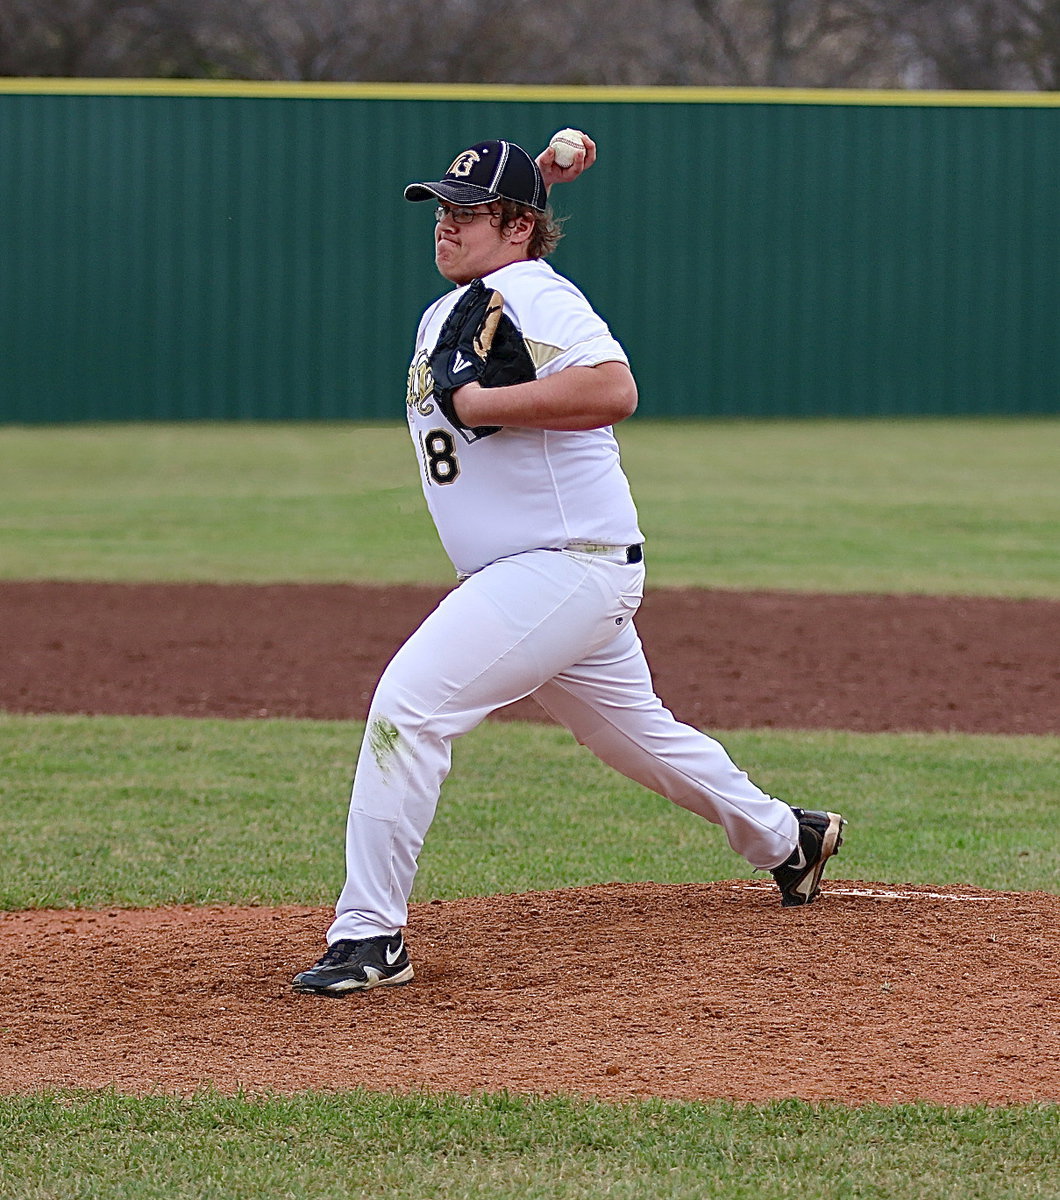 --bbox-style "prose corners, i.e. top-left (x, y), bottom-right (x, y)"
top-left (292, 933), bottom-right (414, 995)
top-left (770, 808), bottom-right (846, 907)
